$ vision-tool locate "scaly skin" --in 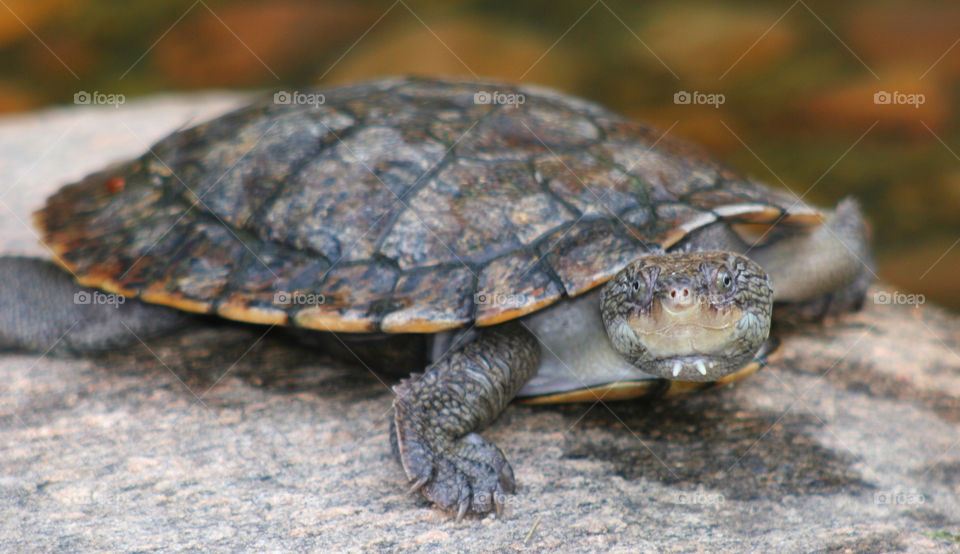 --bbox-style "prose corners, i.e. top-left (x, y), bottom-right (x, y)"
top-left (391, 322), bottom-right (540, 519)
